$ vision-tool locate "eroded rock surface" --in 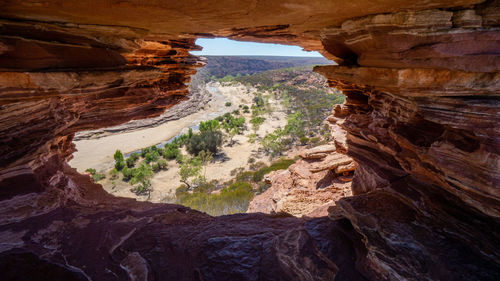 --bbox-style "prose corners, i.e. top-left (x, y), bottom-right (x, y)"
top-left (1, 0), bottom-right (499, 280)
top-left (248, 118), bottom-right (356, 217)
